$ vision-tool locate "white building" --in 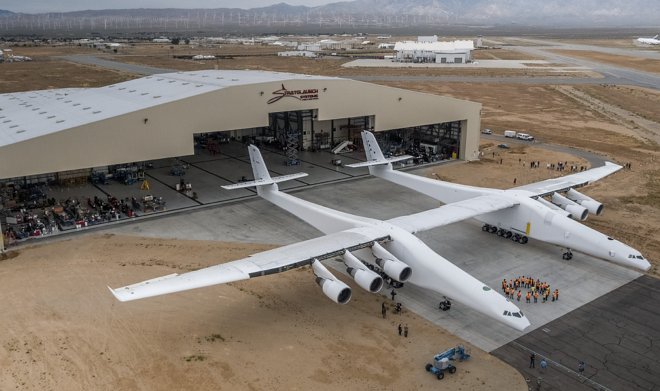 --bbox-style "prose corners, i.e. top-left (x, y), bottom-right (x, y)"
top-left (394, 40), bottom-right (475, 64)
top-left (278, 51), bottom-right (317, 58)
